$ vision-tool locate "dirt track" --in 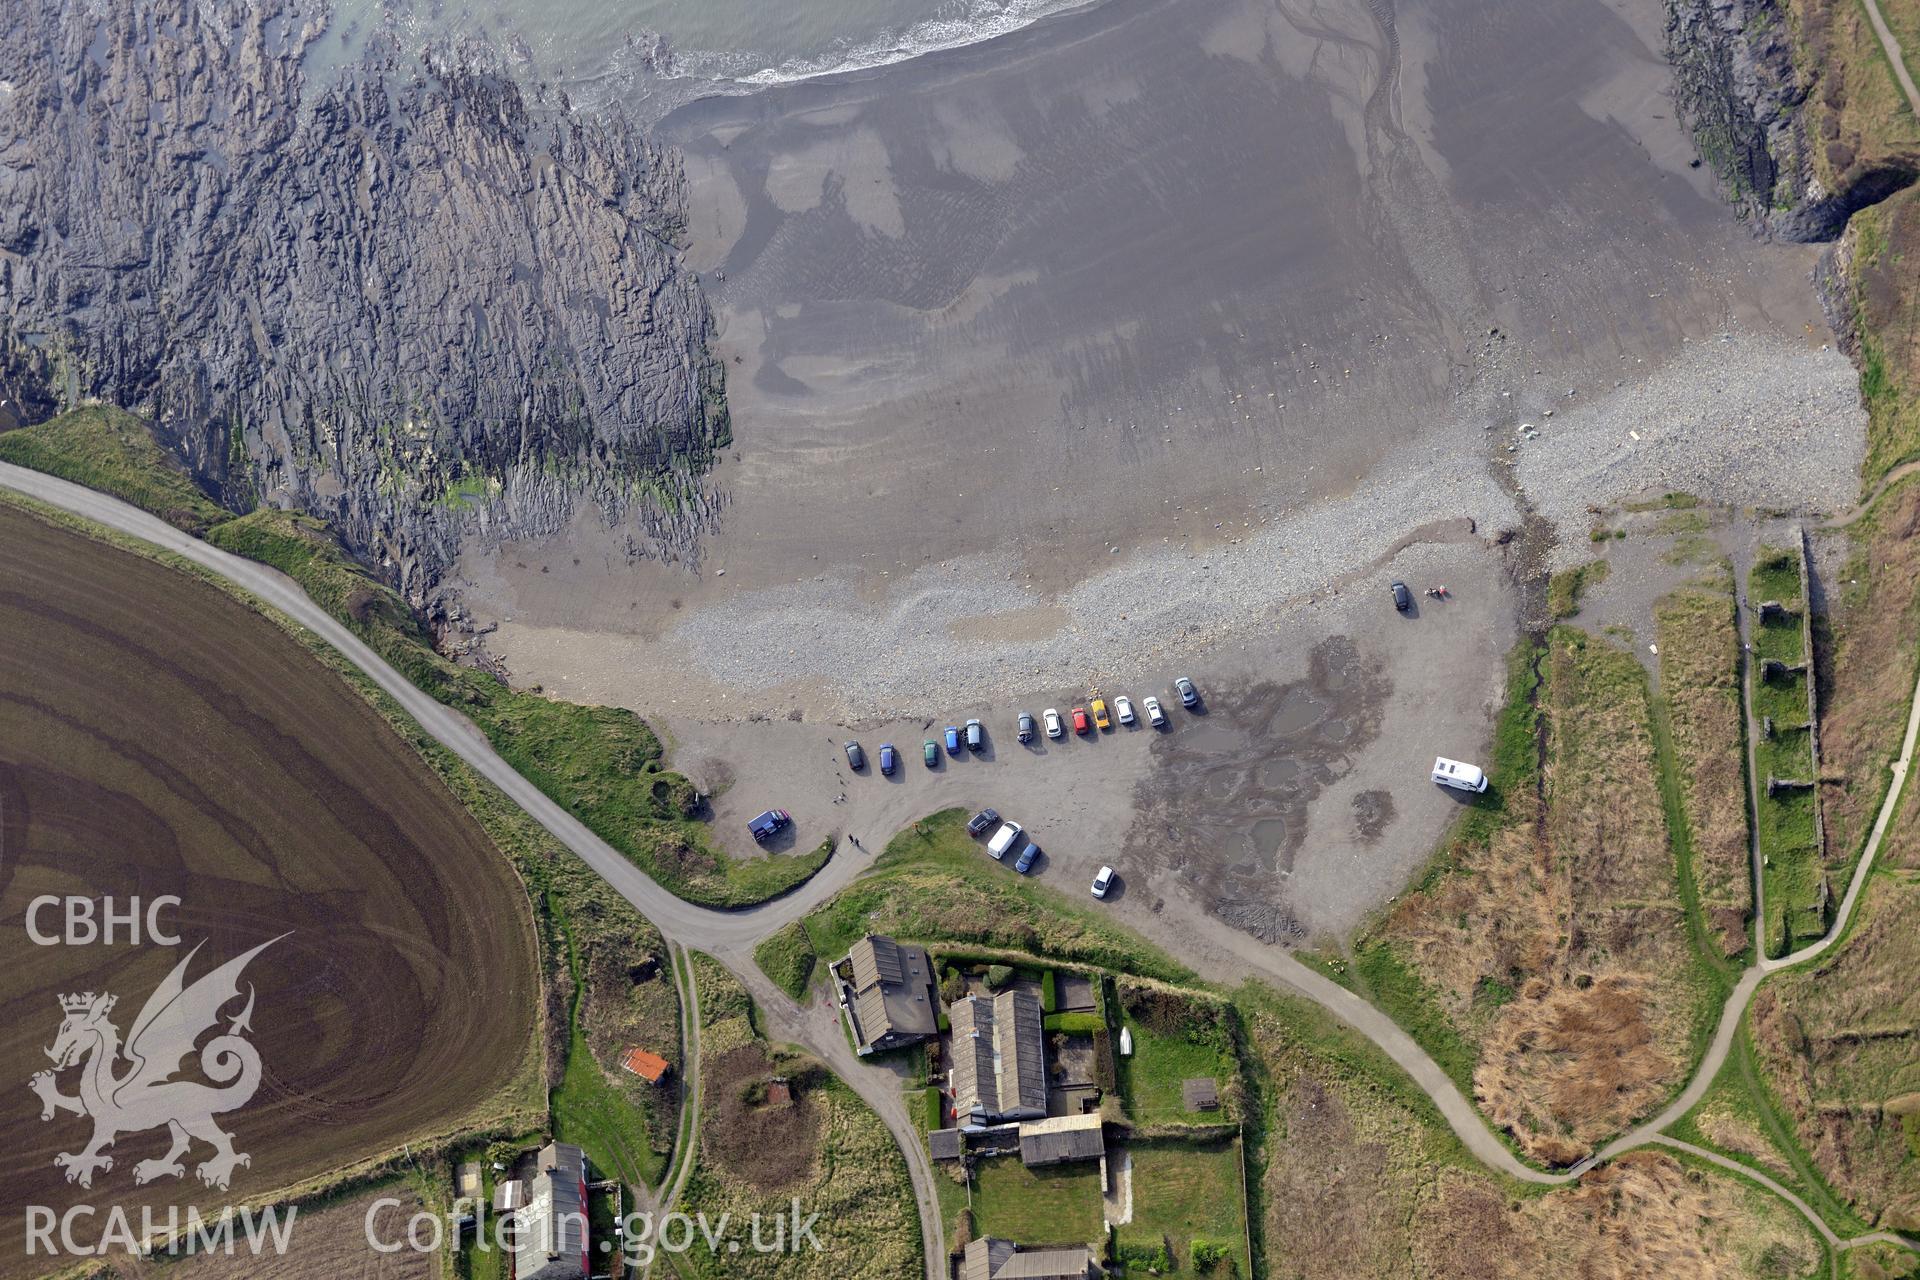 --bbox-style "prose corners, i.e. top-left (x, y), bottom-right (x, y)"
top-left (0, 506), bottom-right (538, 1275)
